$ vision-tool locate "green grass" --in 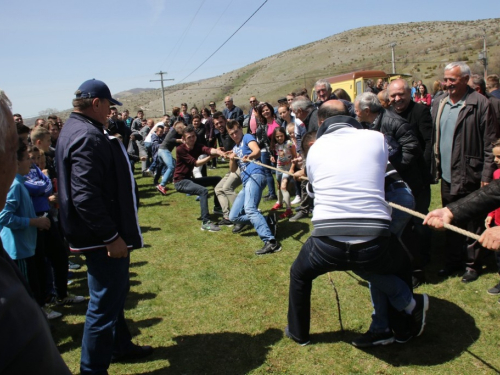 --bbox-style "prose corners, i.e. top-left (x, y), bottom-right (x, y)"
top-left (54, 169), bottom-right (500, 374)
